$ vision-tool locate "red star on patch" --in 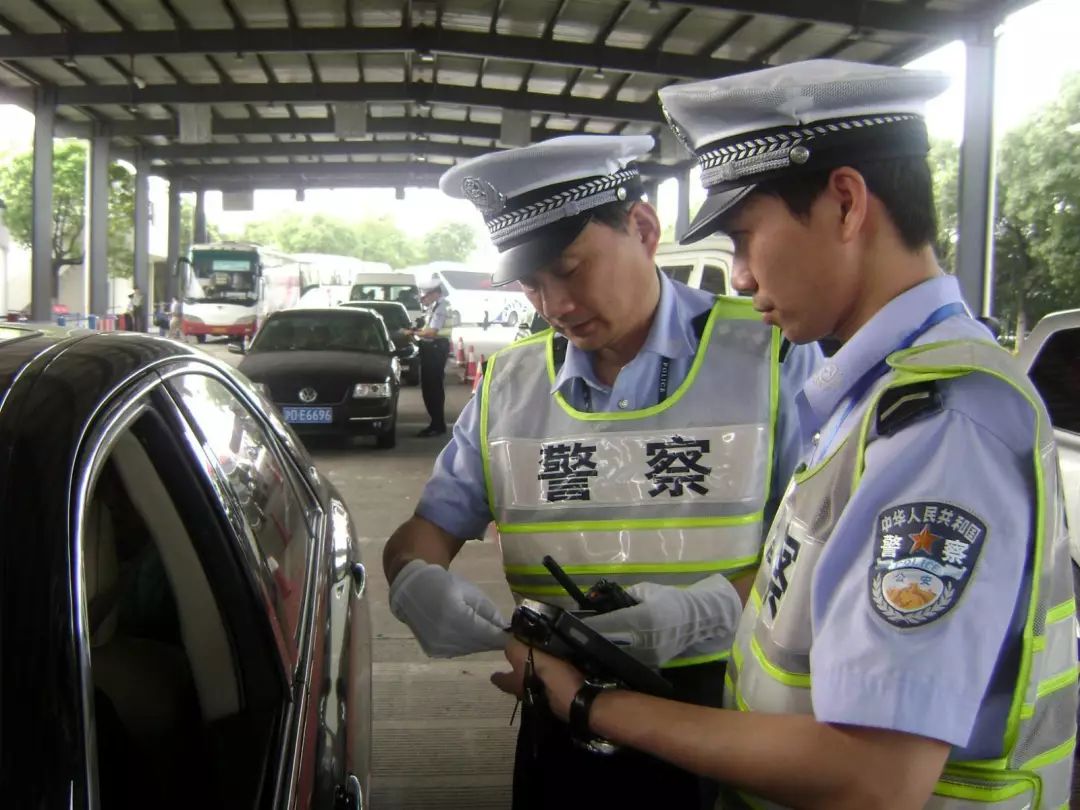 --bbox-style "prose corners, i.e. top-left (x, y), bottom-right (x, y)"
top-left (909, 525), bottom-right (940, 555)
